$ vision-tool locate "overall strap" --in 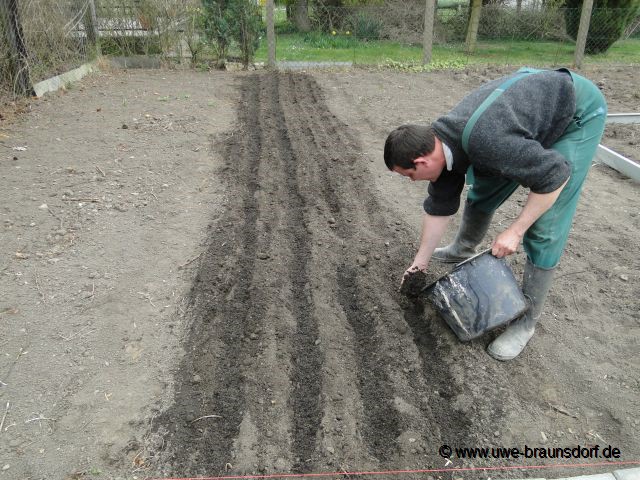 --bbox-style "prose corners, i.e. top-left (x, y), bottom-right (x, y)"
top-left (461, 68), bottom-right (541, 154)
